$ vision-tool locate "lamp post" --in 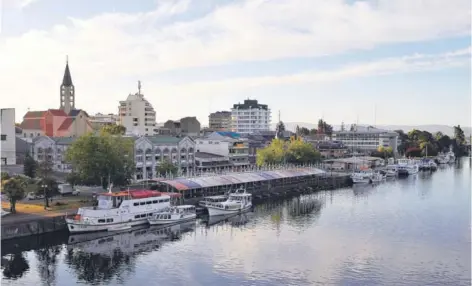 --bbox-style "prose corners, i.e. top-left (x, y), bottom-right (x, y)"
top-left (41, 184), bottom-right (47, 210)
